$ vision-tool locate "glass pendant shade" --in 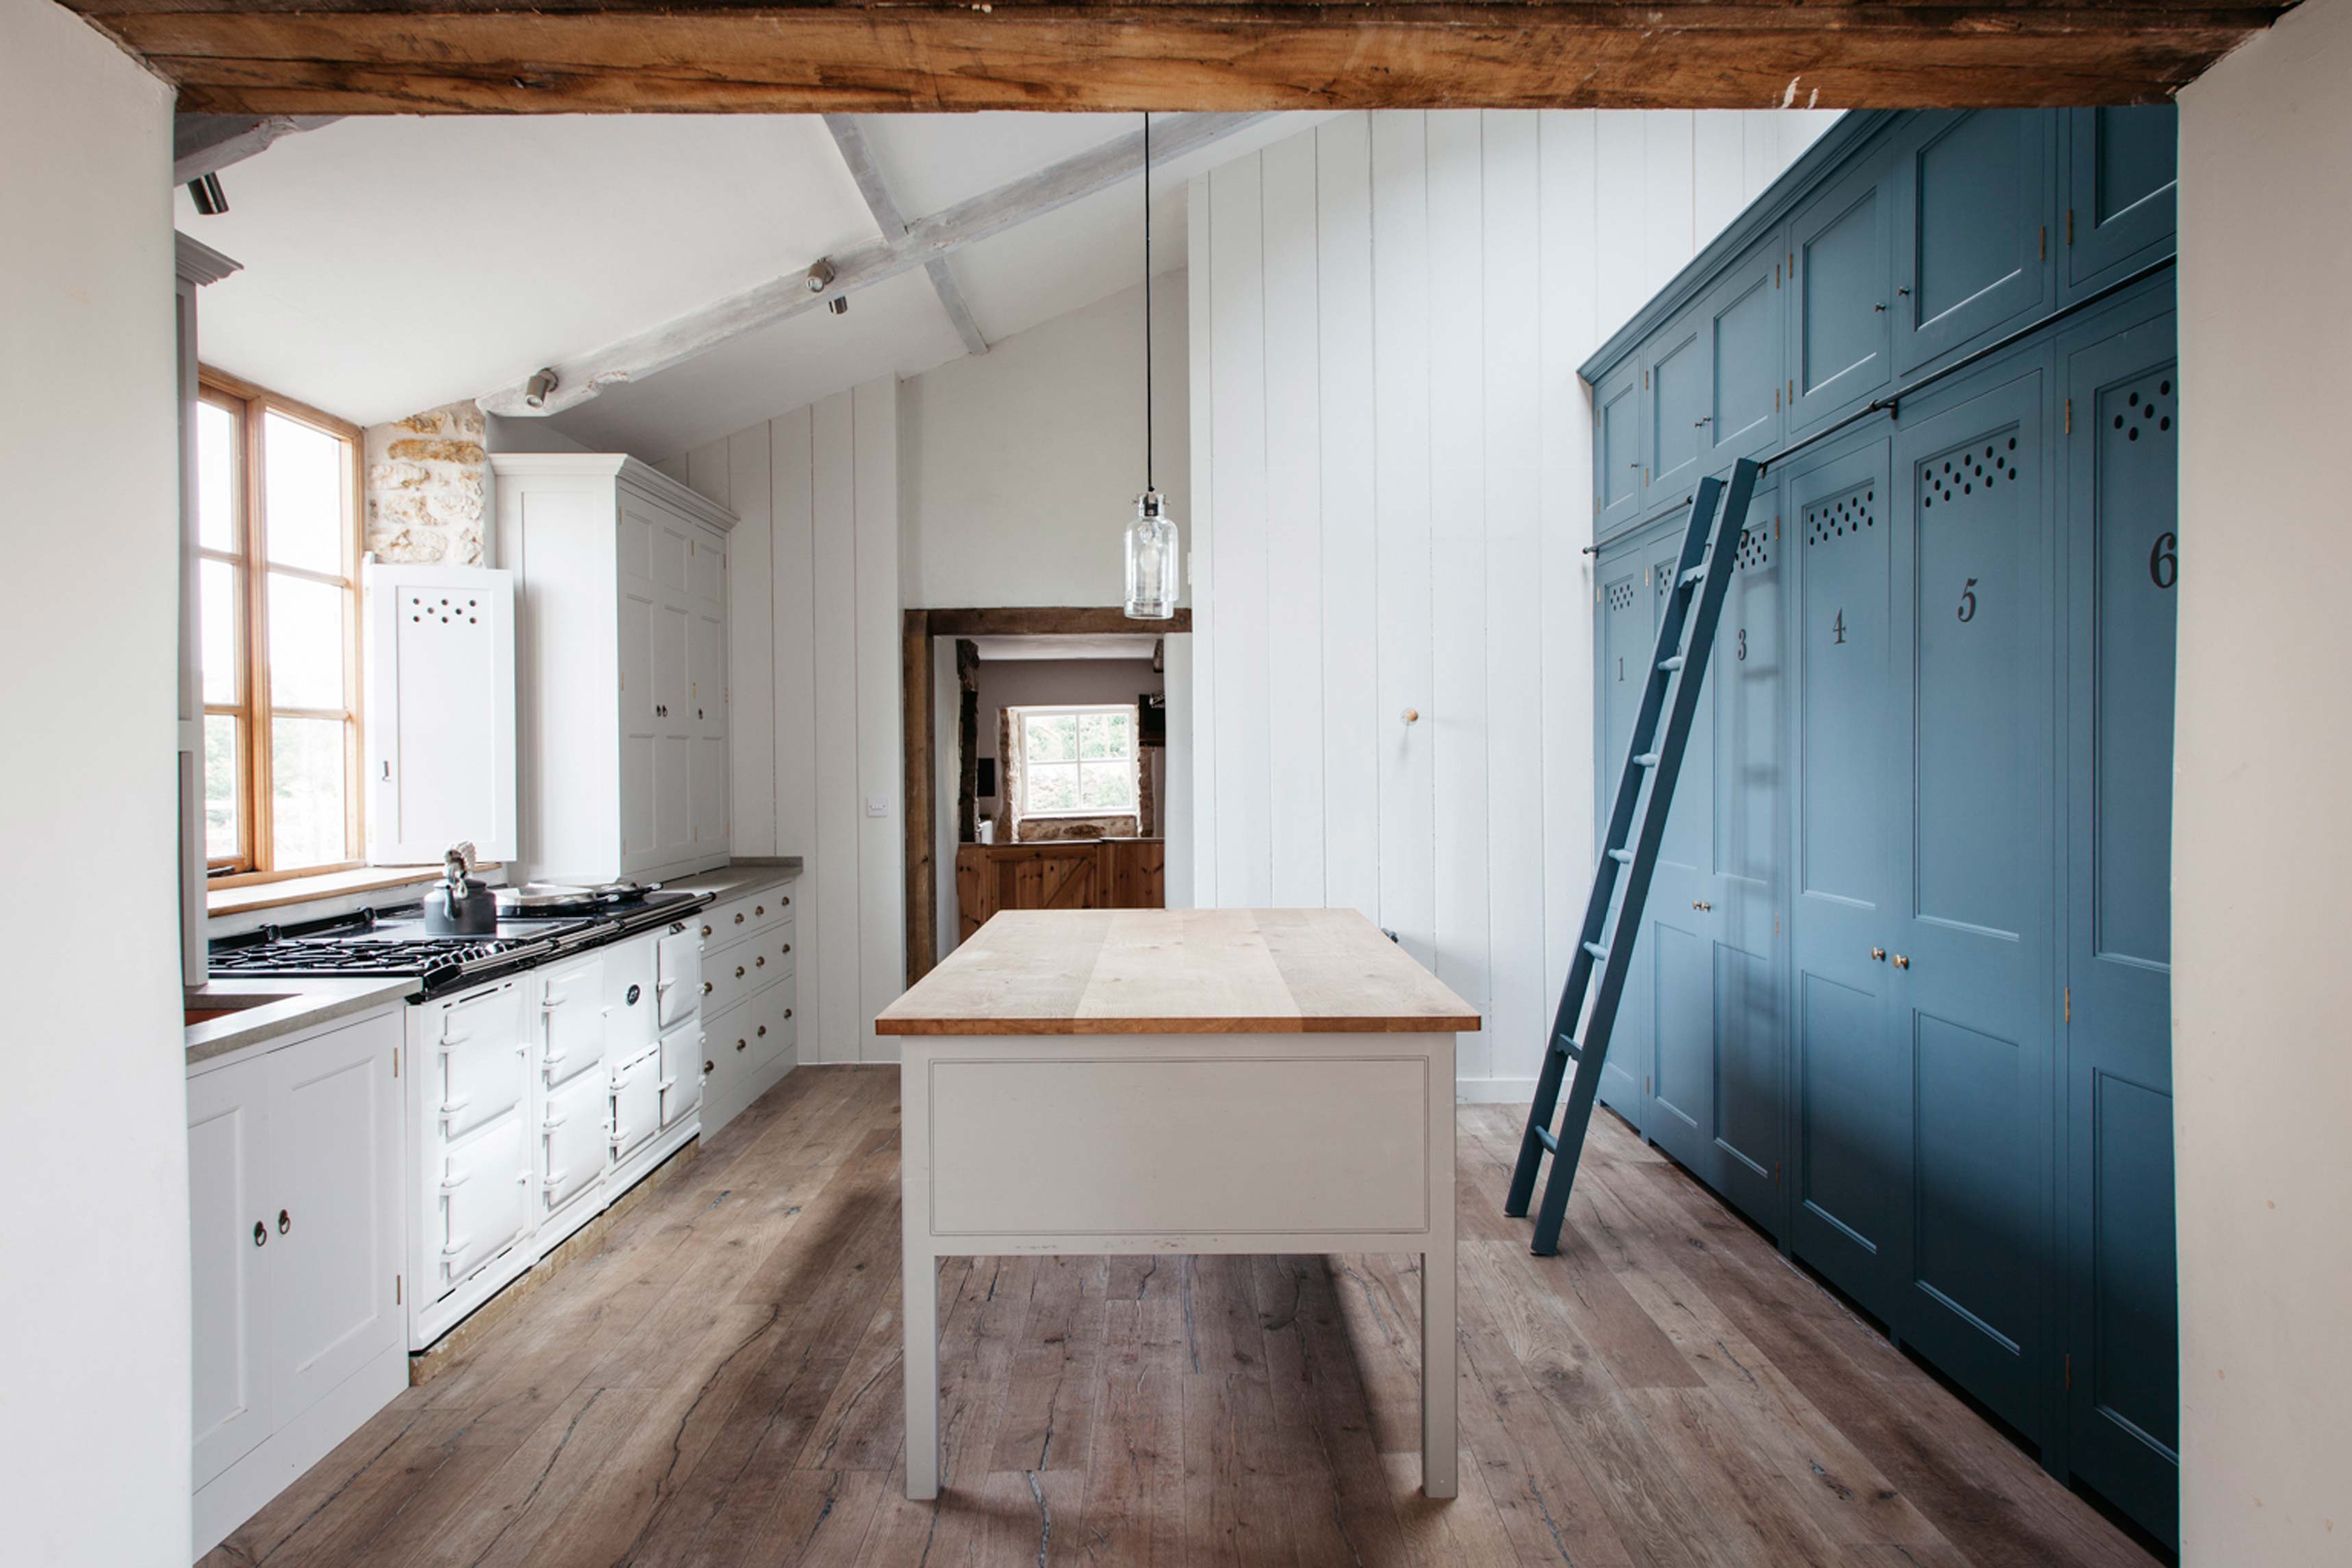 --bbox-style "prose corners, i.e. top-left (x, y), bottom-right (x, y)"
top-left (1124, 488), bottom-right (1179, 620)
